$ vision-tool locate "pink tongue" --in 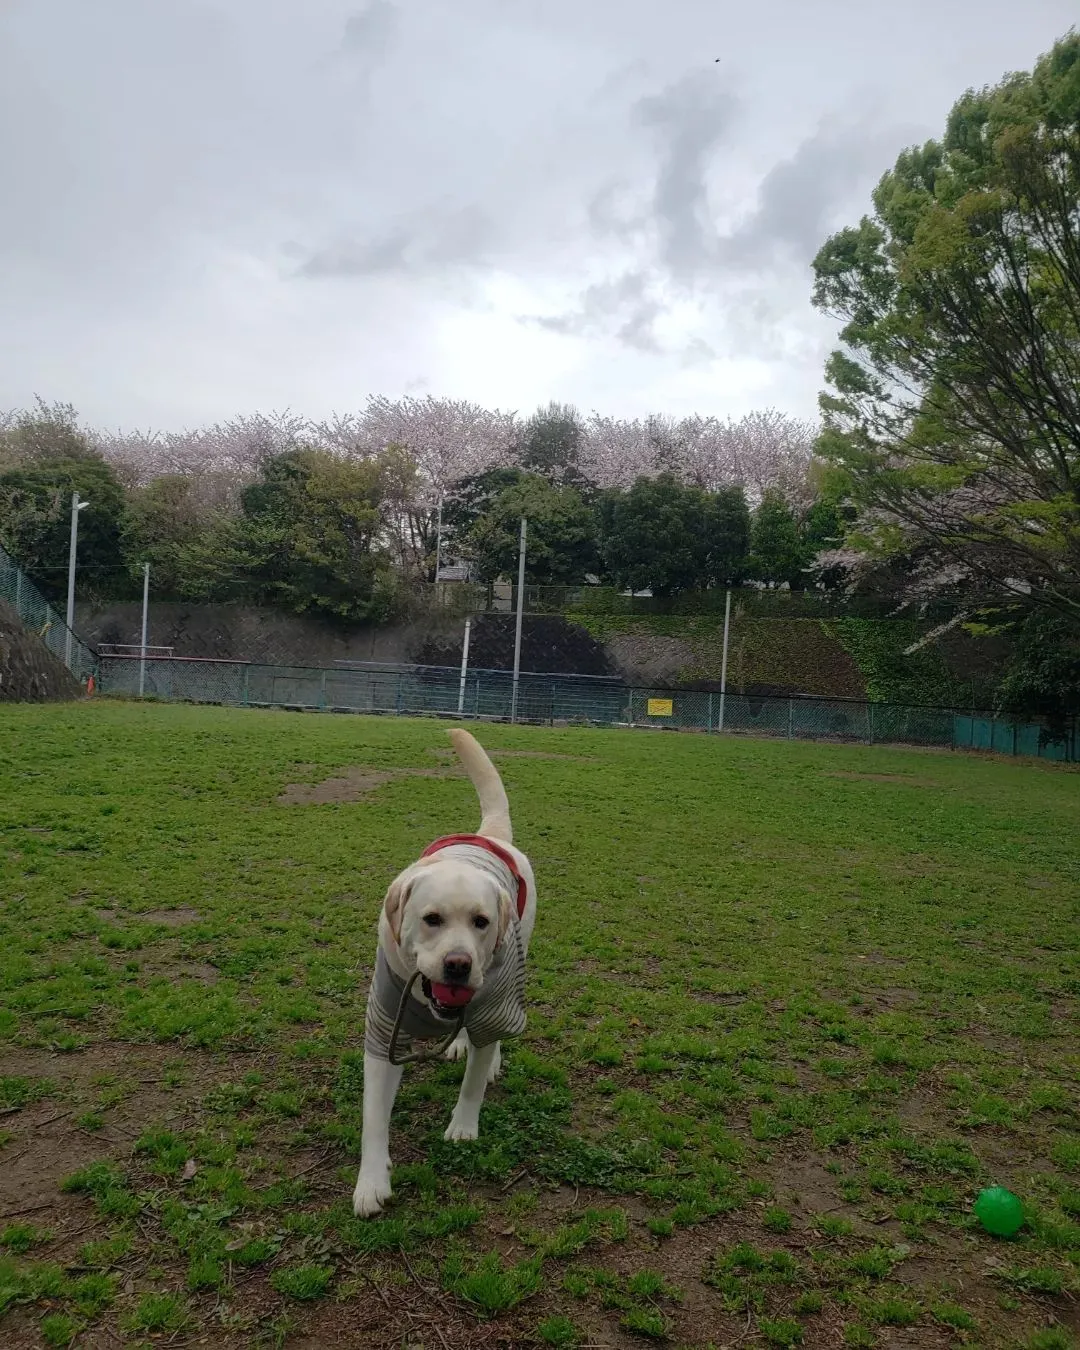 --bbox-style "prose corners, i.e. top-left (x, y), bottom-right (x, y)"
top-left (430, 982), bottom-right (475, 1007)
